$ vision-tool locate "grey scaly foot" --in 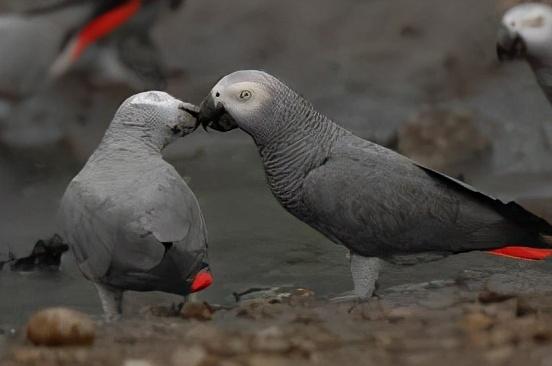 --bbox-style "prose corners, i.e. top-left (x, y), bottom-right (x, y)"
top-left (187, 293), bottom-right (198, 303)
top-left (95, 283), bottom-right (123, 322)
top-left (331, 253), bottom-right (381, 302)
